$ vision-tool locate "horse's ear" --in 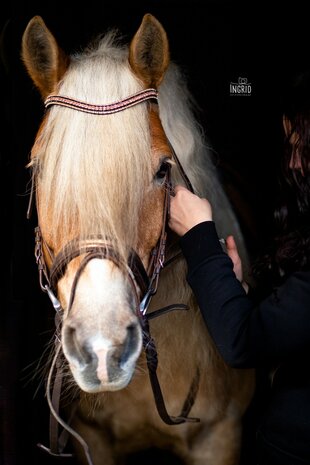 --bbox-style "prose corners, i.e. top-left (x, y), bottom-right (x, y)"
top-left (21, 16), bottom-right (69, 99)
top-left (129, 14), bottom-right (169, 88)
